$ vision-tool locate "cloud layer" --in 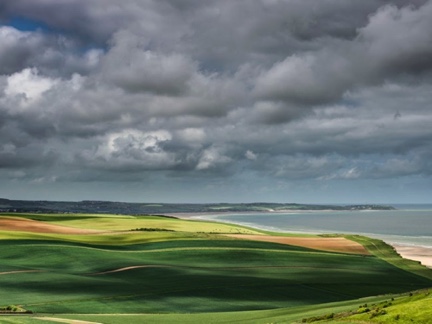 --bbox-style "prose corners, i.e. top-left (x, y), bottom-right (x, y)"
top-left (0, 0), bottom-right (432, 202)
